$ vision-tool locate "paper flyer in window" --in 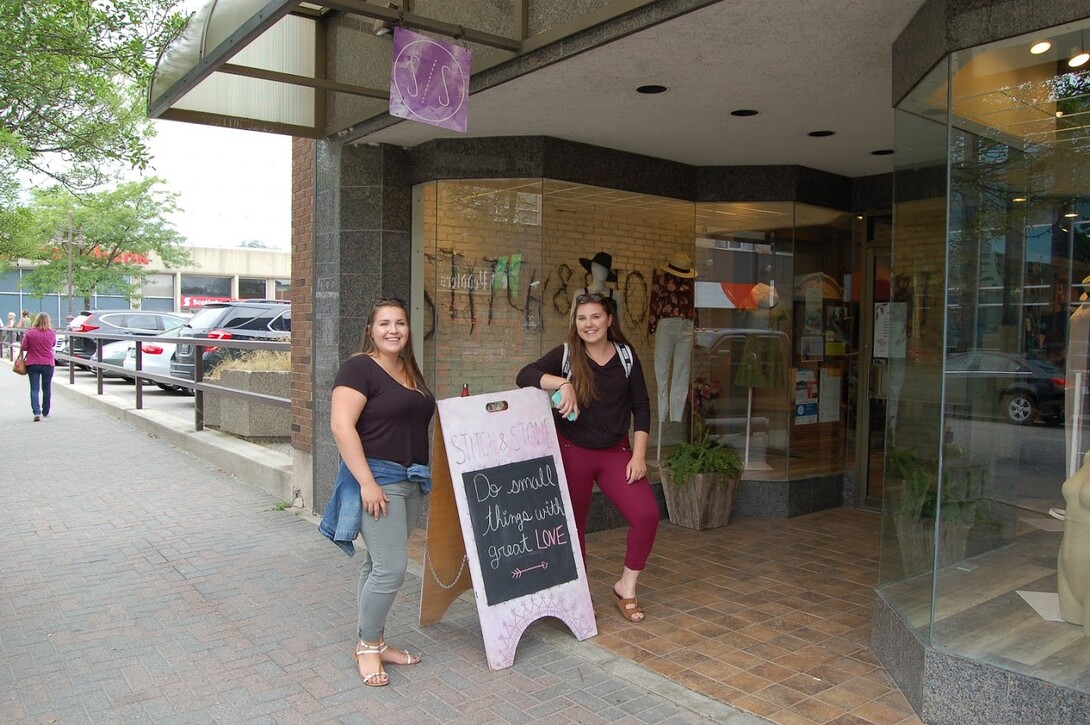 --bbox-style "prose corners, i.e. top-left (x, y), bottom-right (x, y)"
top-left (795, 368), bottom-right (818, 424)
top-left (819, 367), bottom-right (841, 423)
